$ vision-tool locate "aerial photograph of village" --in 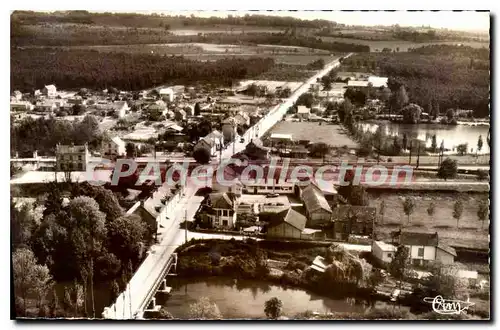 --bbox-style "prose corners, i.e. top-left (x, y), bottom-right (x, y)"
top-left (10, 10), bottom-right (490, 321)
